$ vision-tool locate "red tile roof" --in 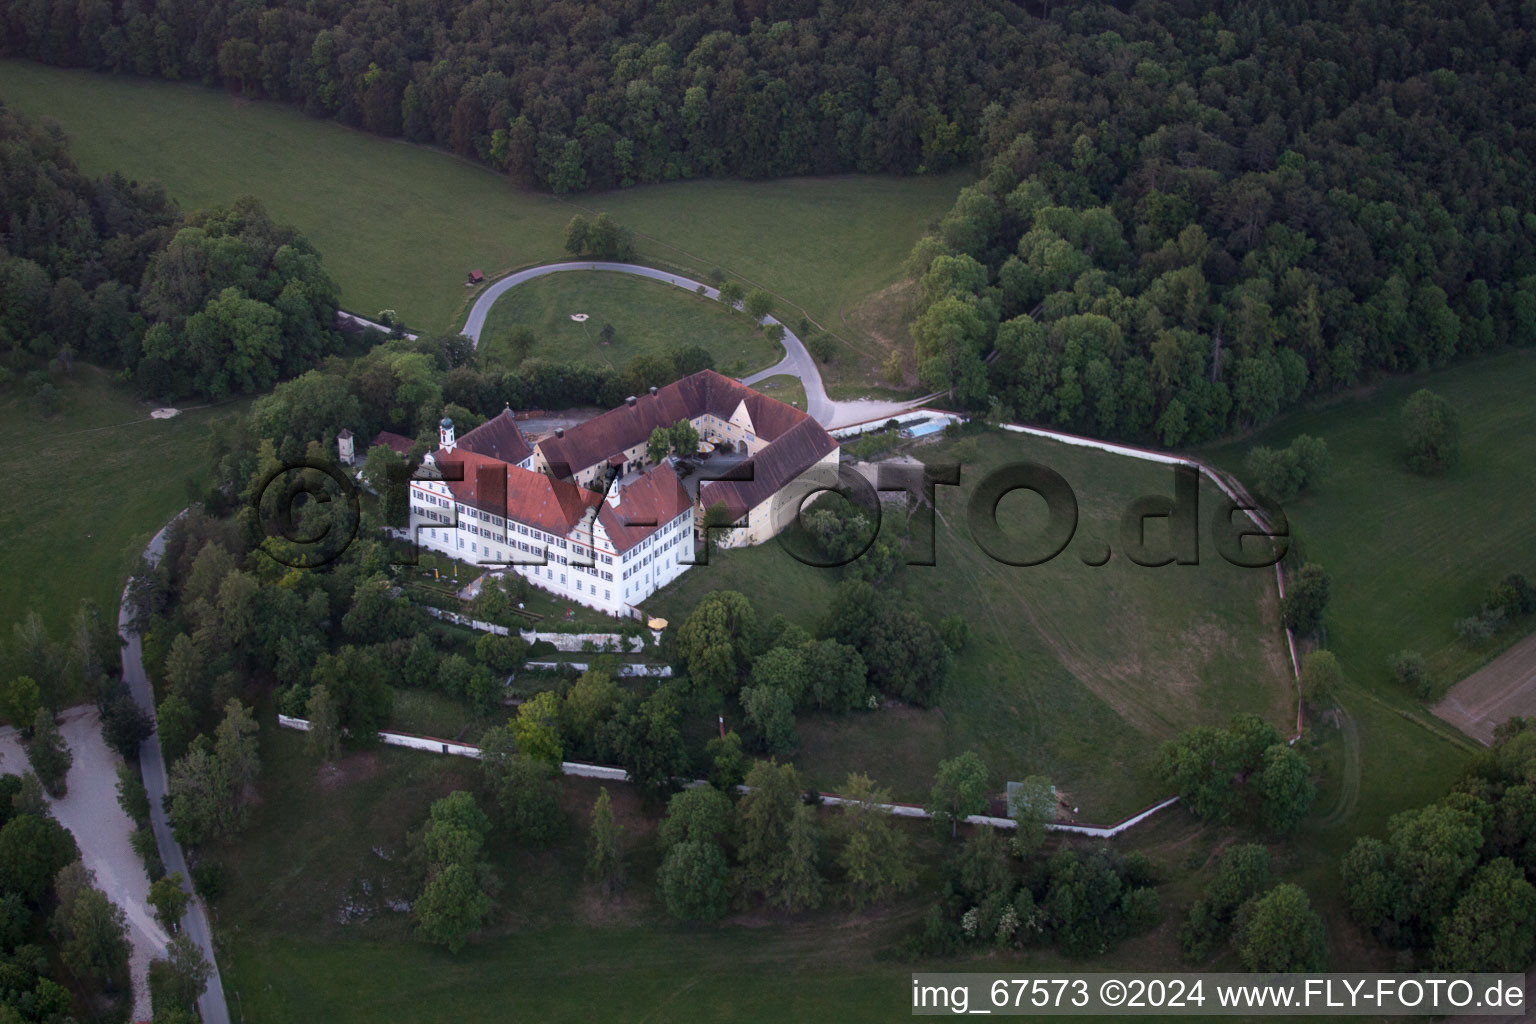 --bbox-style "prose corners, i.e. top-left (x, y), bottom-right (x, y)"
top-left (456, 408), bottom-right (533, 465)
top-left (699, 418), bottom-right (838, 520)
top-left (372, 430), bottom-right (416, 456)
top-left (537, 369), bottom-right (813, 478)
top-left (434, 448), bottom-right (602, 537)
top-left (598, 462), bottom-right (693, 553)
